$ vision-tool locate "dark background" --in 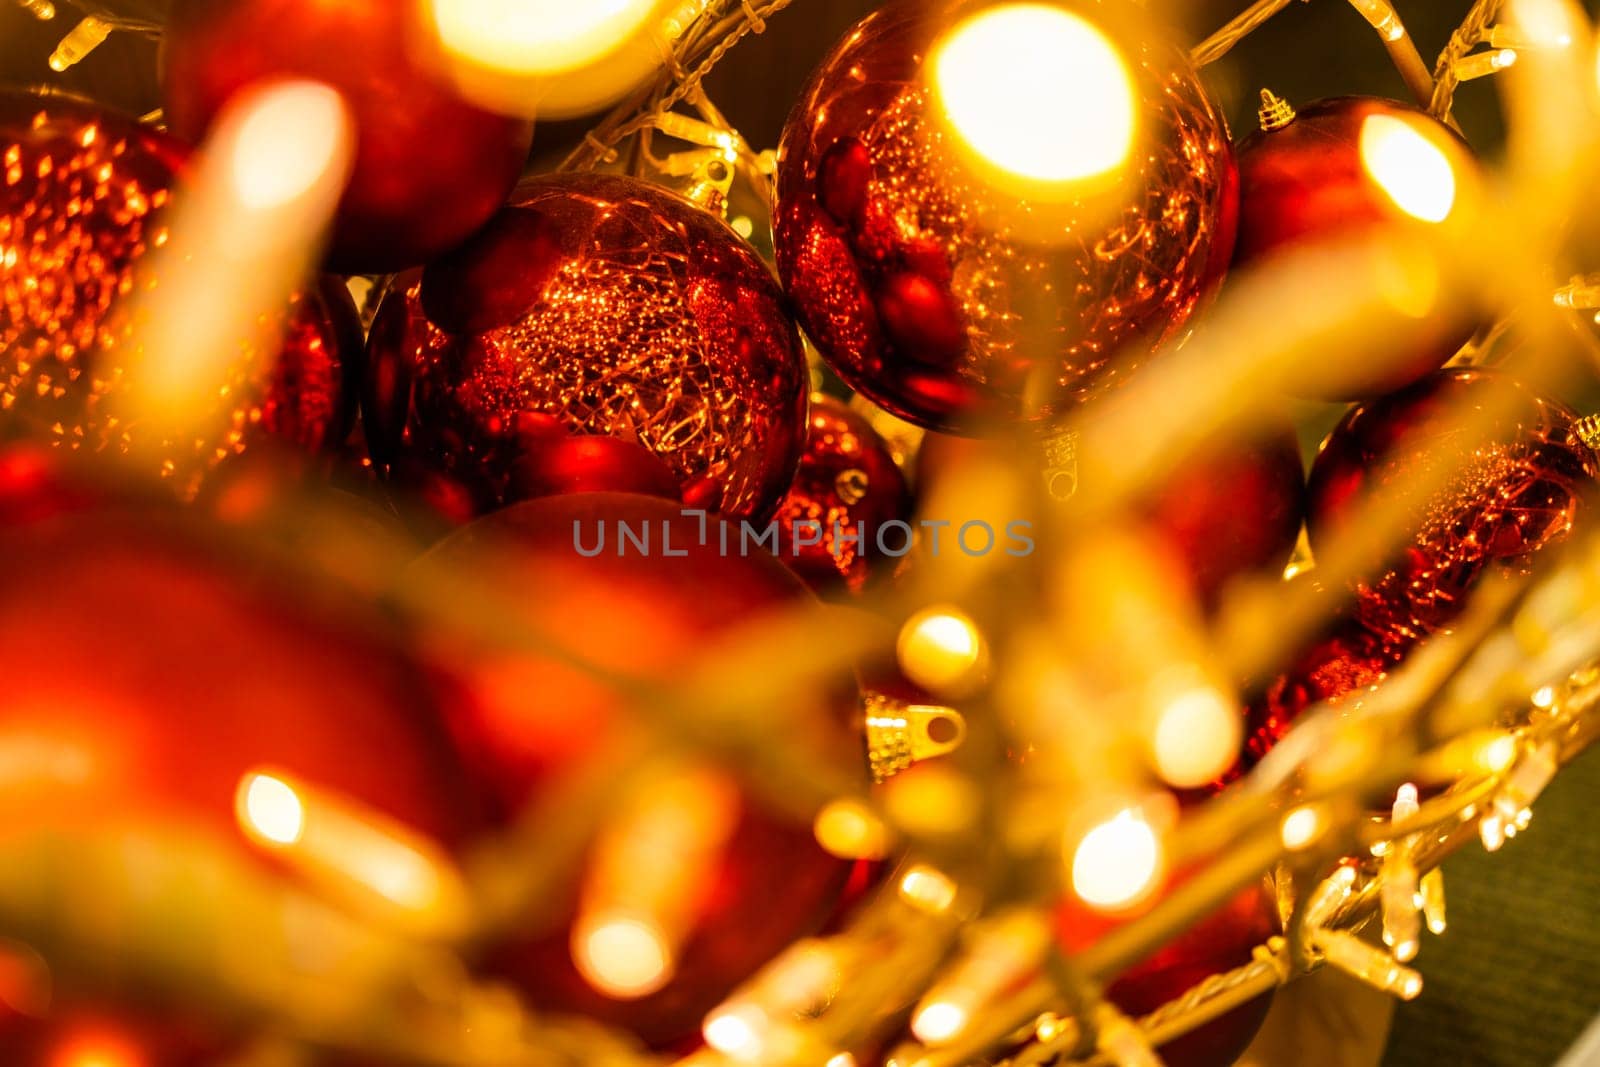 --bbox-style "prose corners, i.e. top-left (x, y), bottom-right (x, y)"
top-left (3, 2), bottom-right (1599, 1064)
